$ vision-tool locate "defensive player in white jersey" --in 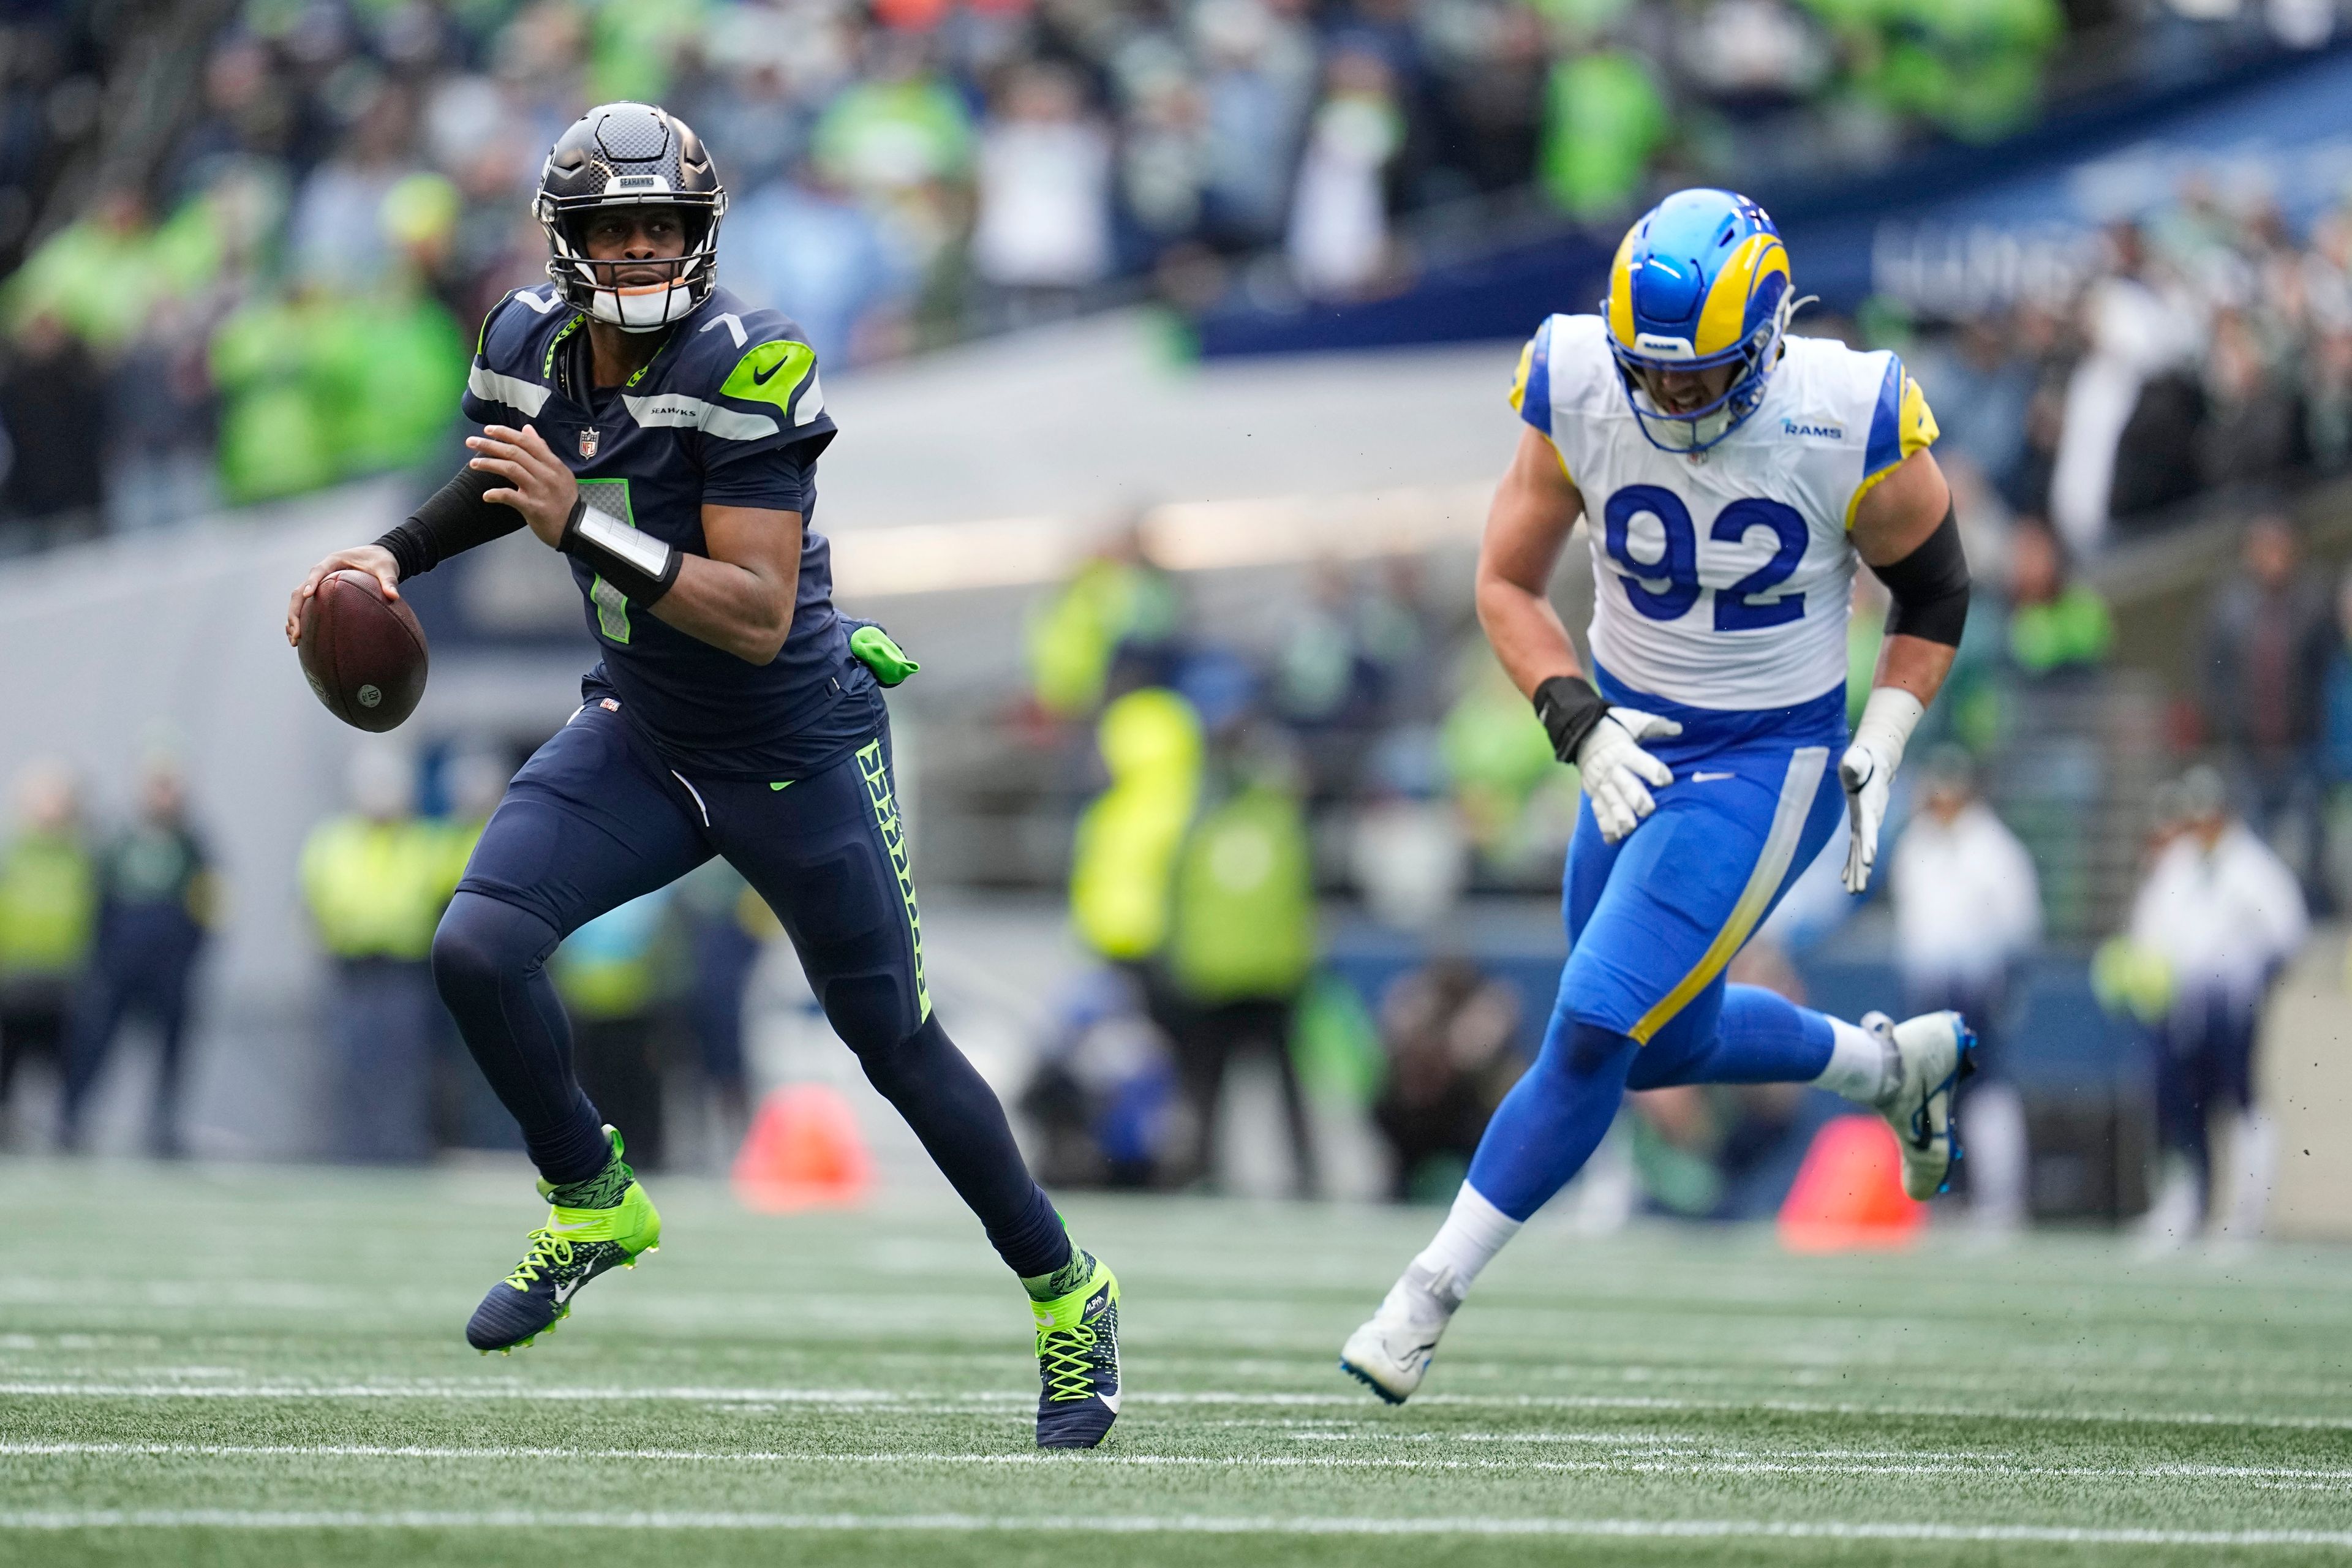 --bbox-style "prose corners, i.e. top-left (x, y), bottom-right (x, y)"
top-left (1341, 188), bottom-right (1977, 1401)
